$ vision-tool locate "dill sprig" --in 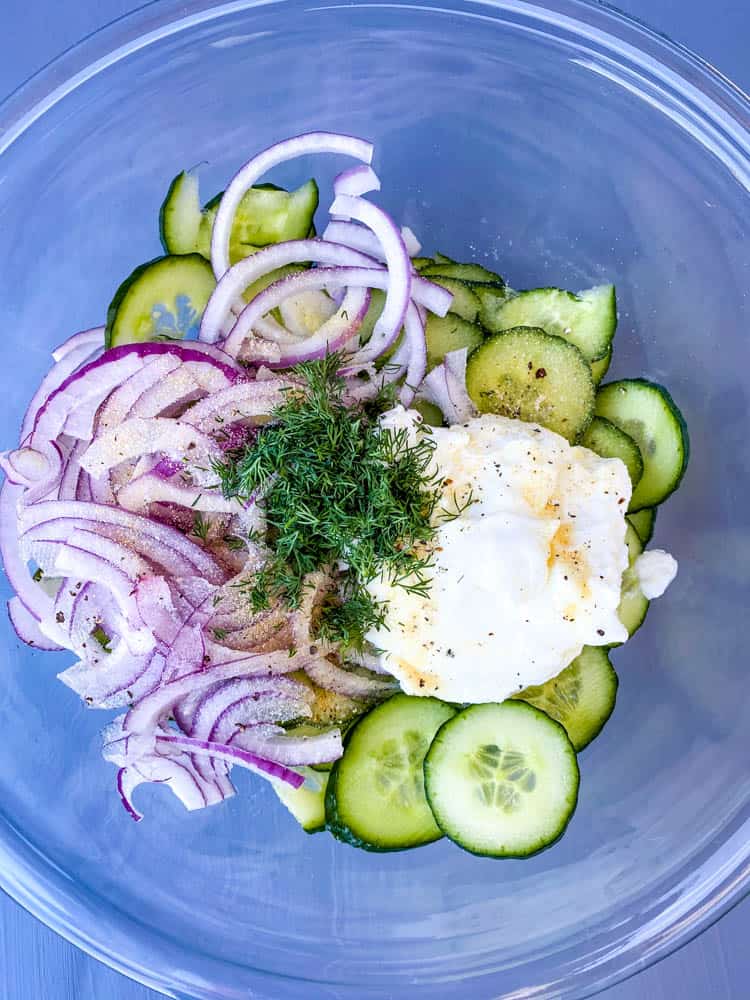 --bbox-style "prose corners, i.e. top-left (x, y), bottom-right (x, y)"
top-left (213, 354), bottom-right (443, 648)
